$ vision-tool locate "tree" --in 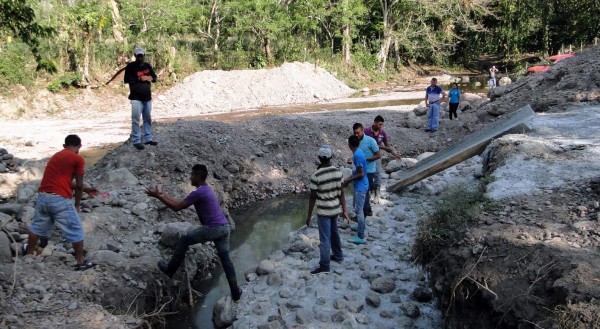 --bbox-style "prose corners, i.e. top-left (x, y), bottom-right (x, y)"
top-left (0, 0), bottom-right (55, 71)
